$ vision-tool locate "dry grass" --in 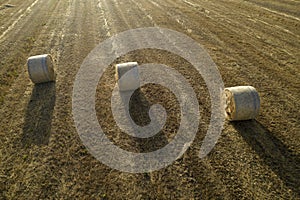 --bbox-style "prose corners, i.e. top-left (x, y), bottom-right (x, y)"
top-left (0, 0), bottom-right (299, 199)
